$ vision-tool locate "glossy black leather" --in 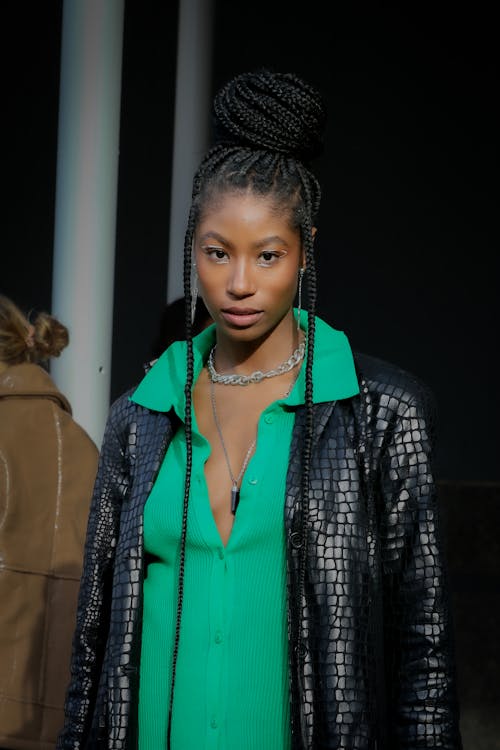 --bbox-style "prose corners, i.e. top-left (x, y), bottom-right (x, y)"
top-left (57, 353), bottom-right (462, 749)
